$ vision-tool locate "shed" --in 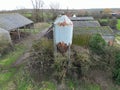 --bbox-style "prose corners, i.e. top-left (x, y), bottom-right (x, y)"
top-left (72, 21), bottom-right (100, 27)
top-left (74, 26), bottom-right (115, 45)
top-left (0, 13), bottom-right (33, 40)
top-left (69, 17), bottom-right (94, 21)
